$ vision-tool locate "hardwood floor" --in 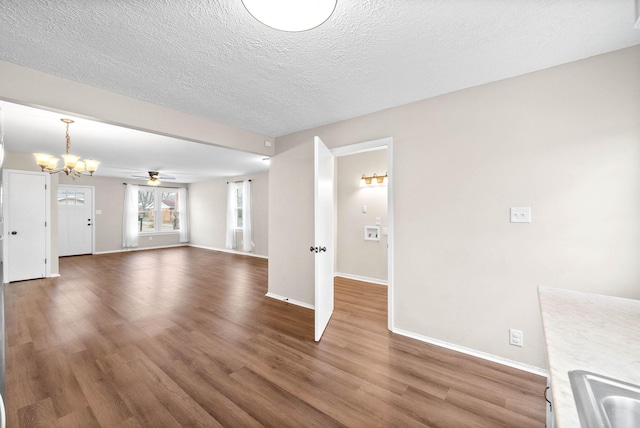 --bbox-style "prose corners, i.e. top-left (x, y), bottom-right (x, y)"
top-left (5, 247), bottom-right (546, 427)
